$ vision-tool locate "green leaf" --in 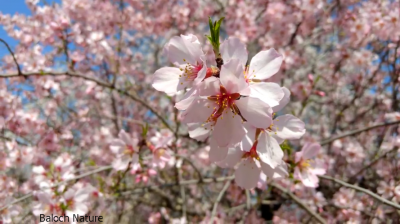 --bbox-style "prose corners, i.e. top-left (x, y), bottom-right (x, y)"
top-left (214, 17), bottom-right (224, 45)
top-left (49, 163), bottom-right (54, 174)
top-left (60, 203), bottom-right (68, 211)
top-left (314, 75), bottom-right (321, 84)
top-left (141, 123), bottom-right (149, 137)
top-left (207, 17), bottom-right (224, 52)
top-left (87, 159), bottom-right (96, 166)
